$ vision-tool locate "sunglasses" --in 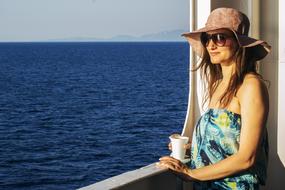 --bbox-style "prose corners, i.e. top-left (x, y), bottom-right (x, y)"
top-left (200, 33), bottom-right (234, 47)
